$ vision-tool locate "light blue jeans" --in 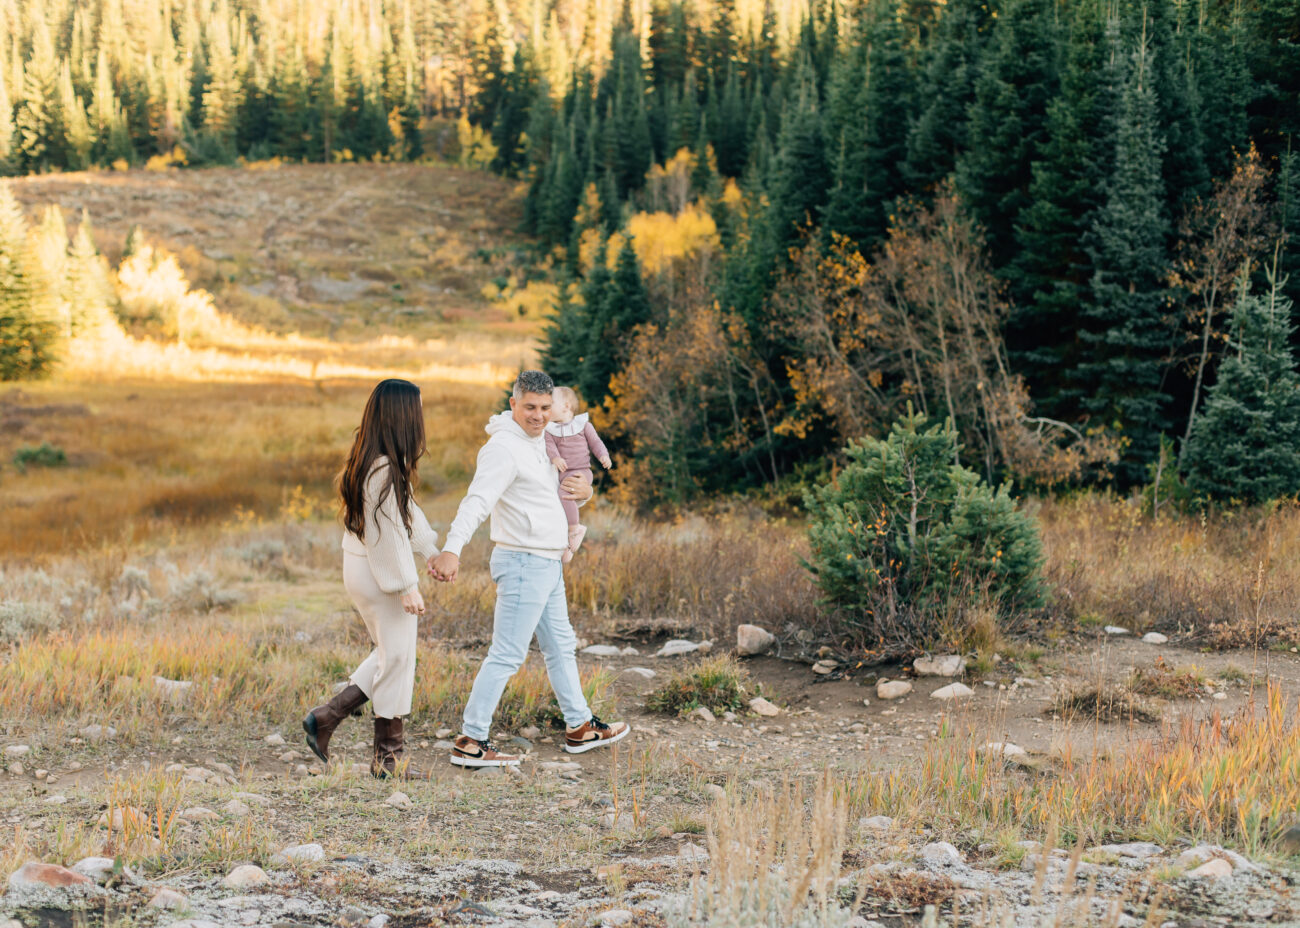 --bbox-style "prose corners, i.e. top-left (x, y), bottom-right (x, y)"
top-left (461, 548), bottom-right (592, 741)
